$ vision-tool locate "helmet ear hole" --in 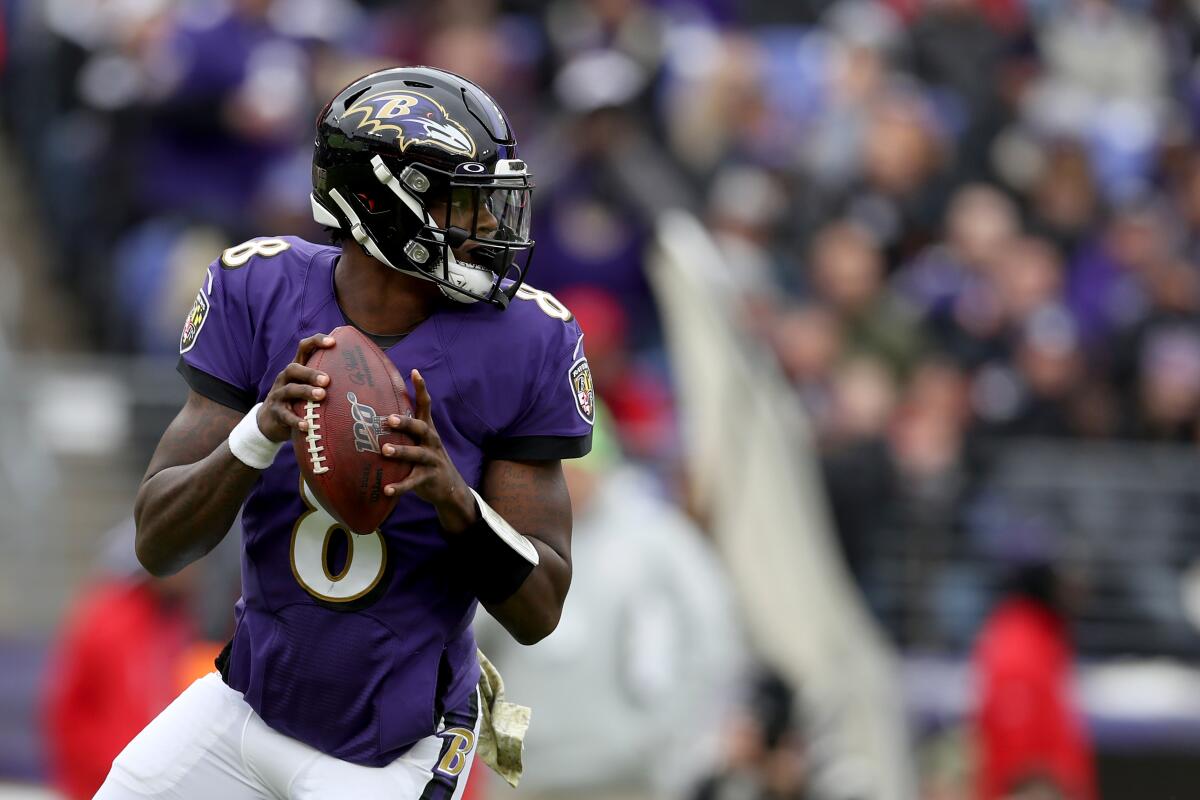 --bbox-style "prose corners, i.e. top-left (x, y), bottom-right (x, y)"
top-left (353, 190), bottom-right (396, 218)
